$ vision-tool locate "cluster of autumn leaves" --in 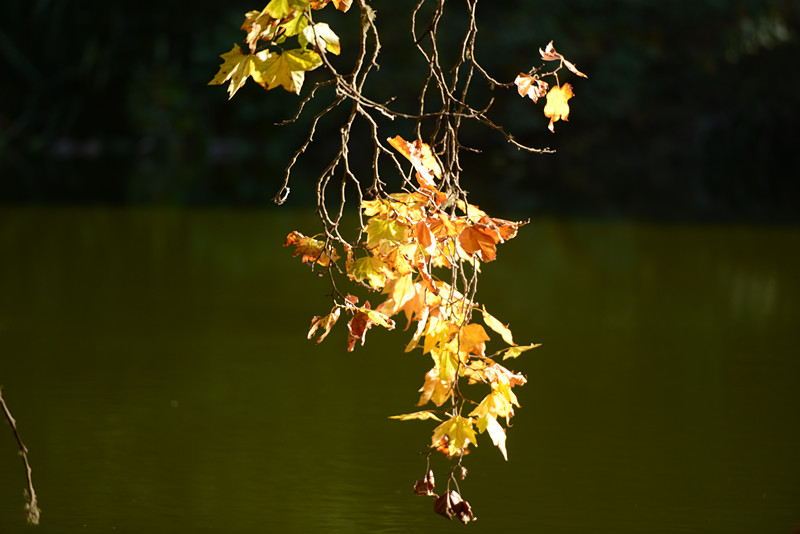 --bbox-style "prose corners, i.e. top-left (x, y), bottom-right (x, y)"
top-left (285, 135), bottom-right (540, 473)
top-left (209, 0), bottom-right (351, 97)
top-left (211, 2), bottom-right (587, 132)
top-left (212, 2), bottom-right (587, 522)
